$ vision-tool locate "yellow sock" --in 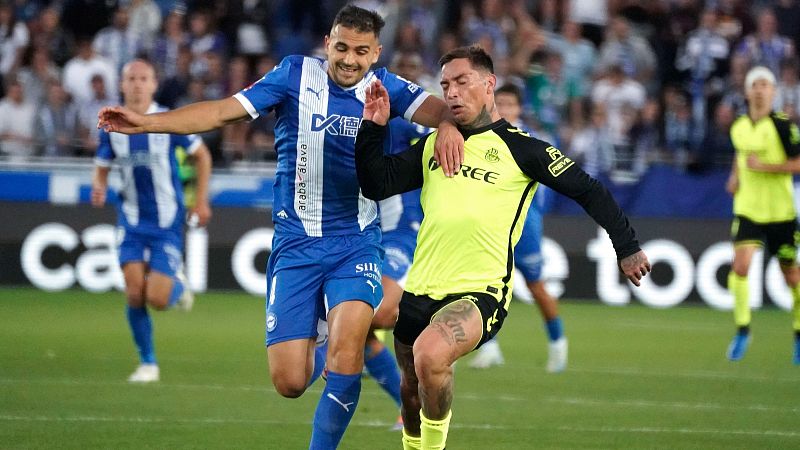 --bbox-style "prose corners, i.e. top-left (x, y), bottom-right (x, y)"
top-left (402, 429), bottom-right (421, 450)
top-left (729, 273), bottom-right (750, 327)
top-left (420, 409), bottom-right (451, 450)
top-left (791, 283), bottom-right (800, 331)
top-left (374, 328), bottom-right (388, 343)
